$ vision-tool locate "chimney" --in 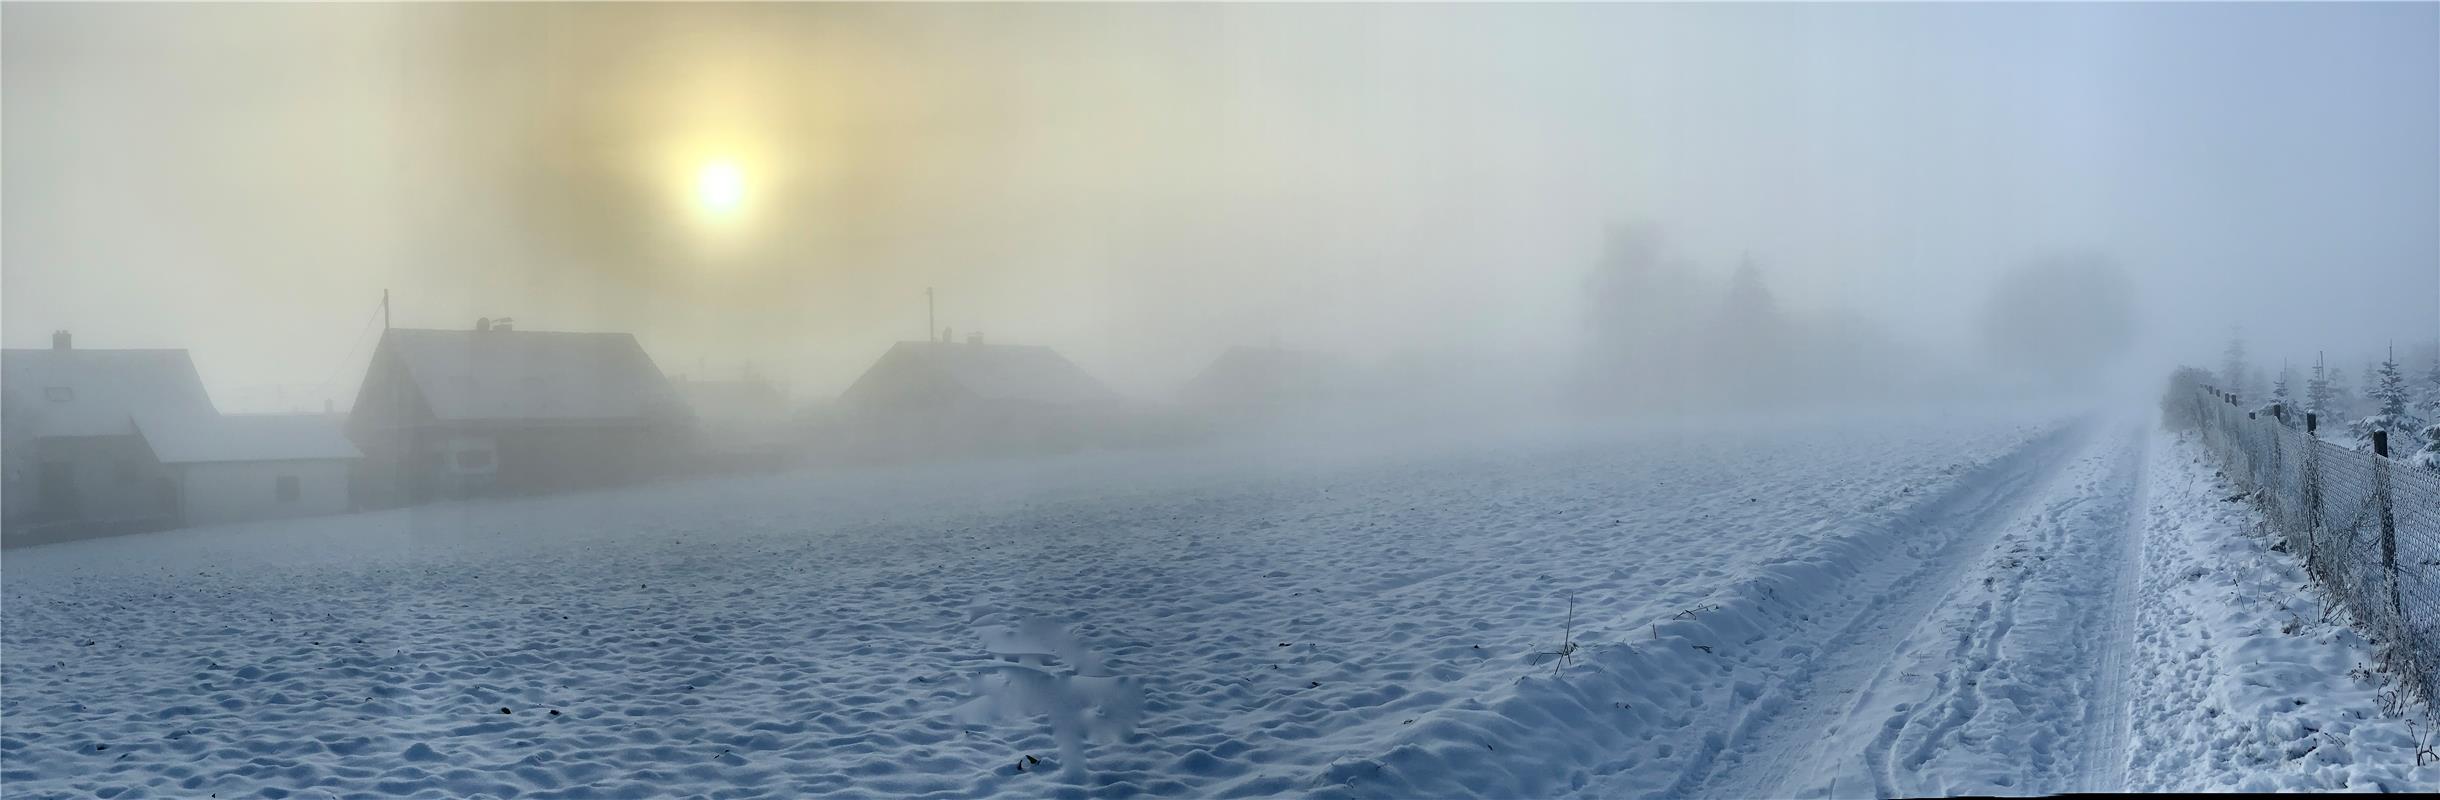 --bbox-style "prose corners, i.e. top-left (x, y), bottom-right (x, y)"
top-left (476, 317), bottom-right (491, 332)
top-left (51, 330), bottom-right (69, 350)
top-left (967, 331), bottom-right (984, 346)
